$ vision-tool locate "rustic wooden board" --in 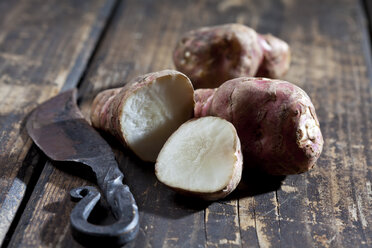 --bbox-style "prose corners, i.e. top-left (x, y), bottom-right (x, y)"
top-left (0, 0), bottom-right (117, 246)
top-left (7, 0), bottom-right (372, 247)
